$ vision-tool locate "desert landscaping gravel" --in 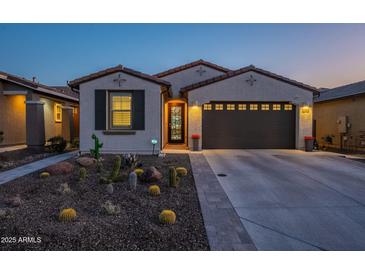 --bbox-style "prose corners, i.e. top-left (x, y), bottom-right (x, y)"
top-left (0, 154), bottom-right (209, 251)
